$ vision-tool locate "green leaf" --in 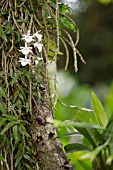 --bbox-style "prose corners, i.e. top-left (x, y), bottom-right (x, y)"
top-left (11, 72), bottom-right (22, 86)
top-left (13, 125), bottom-right (20, 145)
top-left (1, 10), bottom-right (8, 16)
top-left (24, 154), bottom-right (35, 163)
top-left (2, 114), bottom-right (17, 121)
top-left (19, 125), bottom-right (31, 138)
top-left (1, 121), bottom-right (17, 134)
top-left (102, 114), bottom-right (113, 138)
top-left (0, 87), bottom-right (7, 98)
top-left (26, 146), bottom-right (33, 155)
top-left (0, 117), bottom-right (7, 128)
top-left (89, 129), bottom-right (105, 143)
top-left (58, 132), bottom-right (80, 138)
top-left (0, 102), bottom-right (7, 114)
top-left (80, 137), bottom-right (110, 161)
top-left (0, 154), bottom-right (6, 162)
top-left (53, 120), bottom-right (105, 130)
top-left (52, 119), bottom-right (104, 147)
top-left (10, 102), bottom-right (22, 111)
top-left (0, 27), bottom-right (7, 42)
top-left (59, 3), bottom-right (73, 15)
top-left (50, 0), bottom-right (56, 4)
top-left (92, 91), bottom-right (108, 127)
top-left (78, 160), bottom-right (92, 170)
top-left (60, 16), bottom-right (75, 30)
top-left (28, 9), bottom-right (36, 14)
top-left (15, 31), bottom-right (21, 43)
top-left (76, 127), bottom-right (96, 148)
top-left (72, 109), bottom-right (98, 125)
top-left (58, 101), bottom-right (98, 124)
top-left (24, 163), bottom-right (33, 170)
top-left (48, 50), bottom-right (55, 57)
top-left (15, 151), bottom-right (23, 167)
top-left (64, 143), bottom-right (91, 153)
top-left (58, 51), bottom-right (63, 55)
